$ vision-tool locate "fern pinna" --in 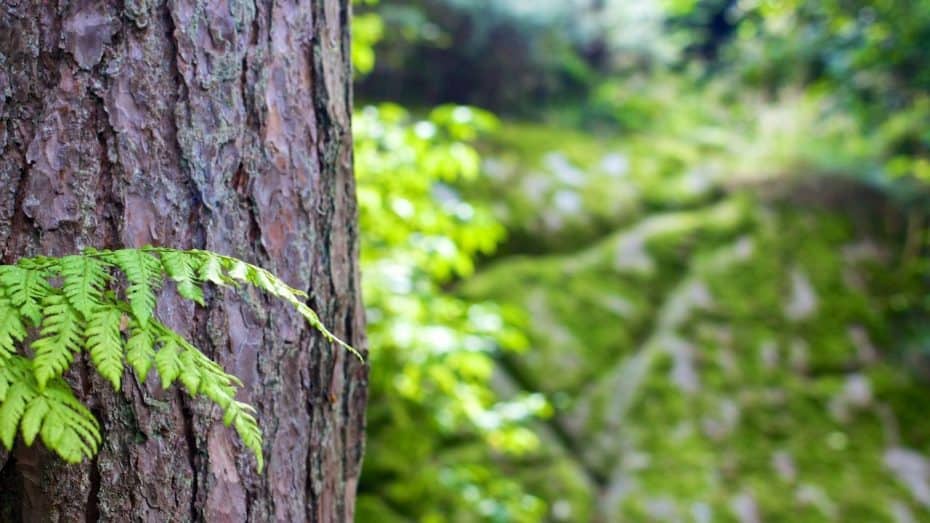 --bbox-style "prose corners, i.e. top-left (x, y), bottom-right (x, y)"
top-left (0, 247), bottom-right (358, 472)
